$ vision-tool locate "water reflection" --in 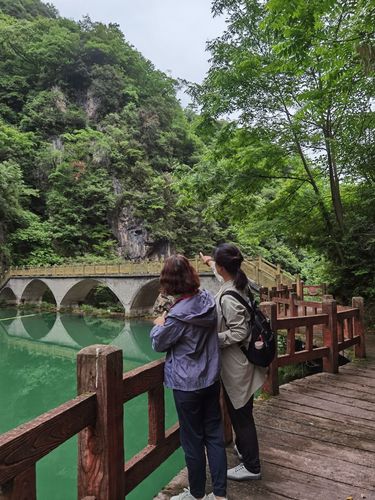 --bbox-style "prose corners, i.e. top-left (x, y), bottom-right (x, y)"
top-left (0, 309), bottom-right (156, 364)
top-left (0, 308), bottom-right (182, 500)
